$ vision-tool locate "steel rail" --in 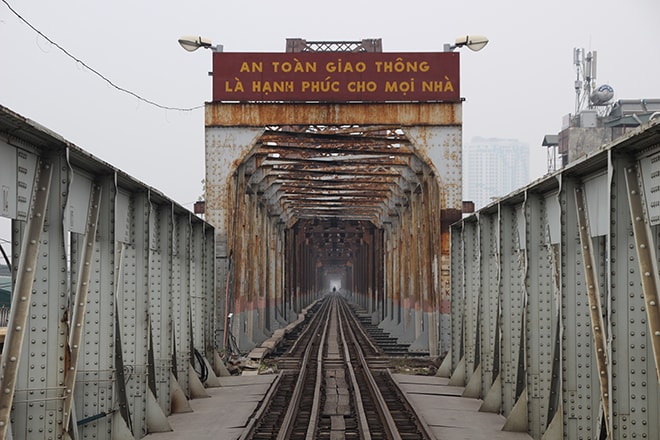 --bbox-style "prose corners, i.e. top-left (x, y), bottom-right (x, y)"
top-left (304, 299), bottom-right (335, 440)
top-left (286, 299), bottom-right (328, 356)
top-left (238, 373), bottom-right (283, 440)
top-left (276, 302), bottom-right (330, 440)
top-left (340, 301), bottom-right (381, 355)
top-left (336, 297), bottom-right (373, 440)
top-left (337, 299), bottom-right (402, 440)
top-left (339, 297), bottom-right (436, 440)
